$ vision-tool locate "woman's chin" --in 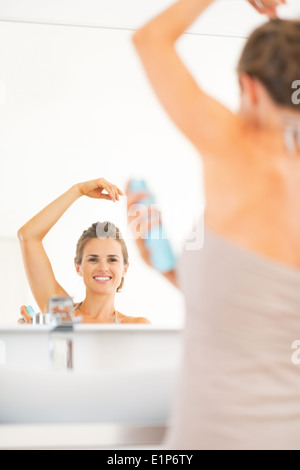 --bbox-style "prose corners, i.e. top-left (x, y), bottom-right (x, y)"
top-left (88, 284), bottom-right (117, 295)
